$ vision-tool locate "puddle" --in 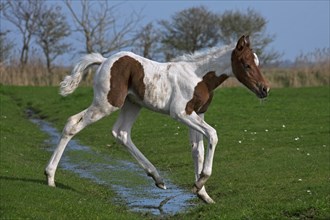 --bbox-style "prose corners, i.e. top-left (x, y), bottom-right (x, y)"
top-left (28, 110), bottom-right (195, 215)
